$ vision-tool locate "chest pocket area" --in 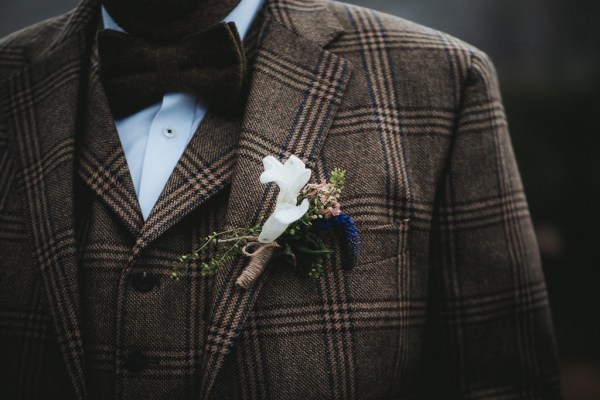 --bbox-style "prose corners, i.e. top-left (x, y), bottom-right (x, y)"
top-left (345, 220), bottom-right (411, 328)
top-left (340, 220), bottom-right (411, 393)
top-left (258, 219), bottom-right (411, 318)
